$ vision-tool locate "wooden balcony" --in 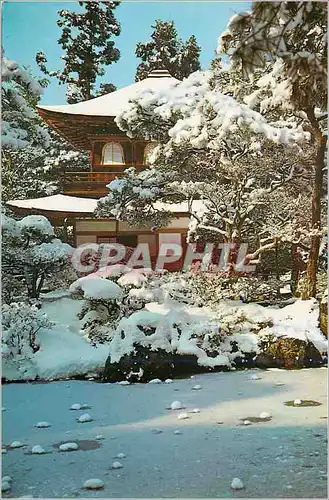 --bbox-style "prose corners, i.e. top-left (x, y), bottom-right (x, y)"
top-left (63, 165), bottom-right (145, 197)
